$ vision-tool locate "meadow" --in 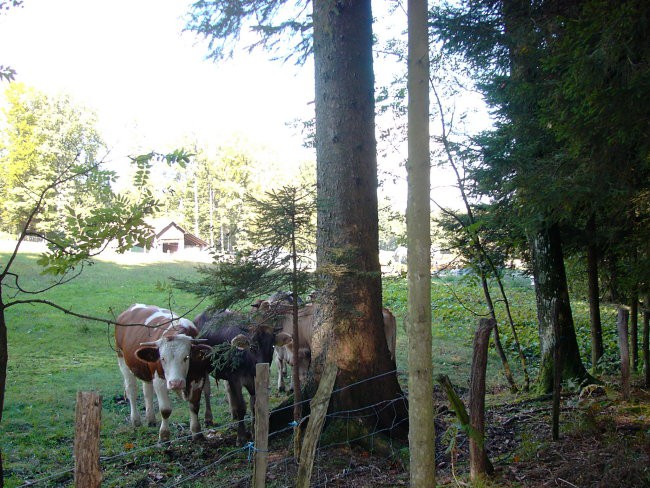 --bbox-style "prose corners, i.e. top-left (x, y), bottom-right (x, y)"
top-left (0, 251), bottom-right (625, 487)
